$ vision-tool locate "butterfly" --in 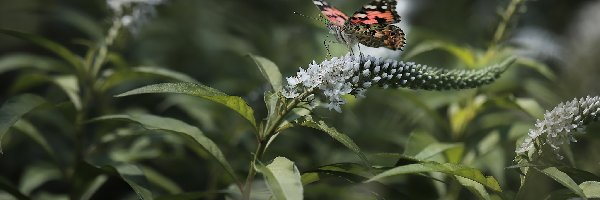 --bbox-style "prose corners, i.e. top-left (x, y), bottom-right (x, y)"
top-left (312, 0), bottom-right (406, 50)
